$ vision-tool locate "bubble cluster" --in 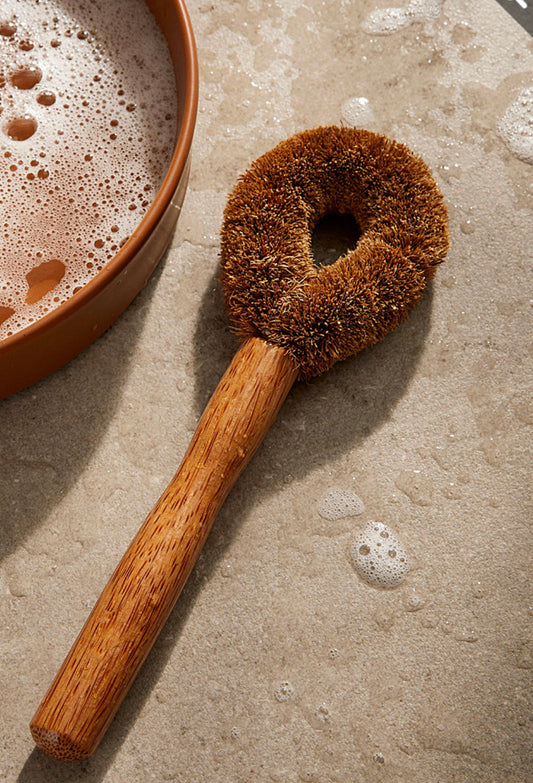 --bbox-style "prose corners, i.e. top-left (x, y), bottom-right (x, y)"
top-left (274, 681), bottom-right (294, 702)
top-left (317, 488), bottom-right (365, 520)
top-left (350, 521), bottom-right (409, 588)
top-left (0, 0), bottom-right (177, 339)
top-left (498, 85), bottom-right (533, 166)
